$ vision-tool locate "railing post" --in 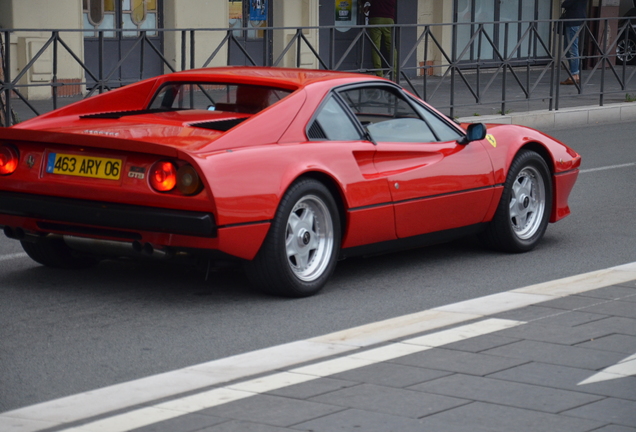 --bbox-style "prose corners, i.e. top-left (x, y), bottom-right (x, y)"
top-left (394, 25), bottom-right (401, 83)
top-left (181, 30), bottom-right (187, 71)
top-left (2, 30), bottom-right (12, 126)
top-left (52, 31), bottom-right (58, 110)
top-left (477, 24), bottom-right (482, 104)
top-left (501, 22), bottom-right (509, 115)
top-left (296, 28), bottom-right (302, 68)
top-left (190, 30), bottom-right (196, 70)
top-left (600, 19), bottom-right (607, 106)
top-left (330, 27), bottom-right (335, 70)
top-left (98, 30), bottom-right (104, 94)
top-left (450, 21), bottom-right (457, 119)
top-left (140, 31), bottom-right (146, 81)
top-left (621, 20), bottom-right (627, 89)
top-left (422, 26), bottom-right (428, 101)
top-left (554, 21), bottom-right (562, 111)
